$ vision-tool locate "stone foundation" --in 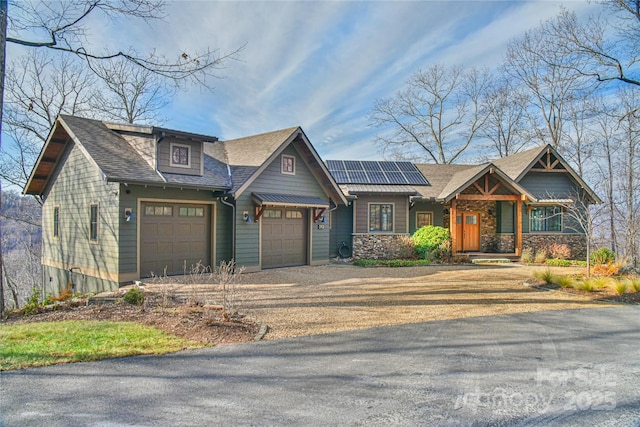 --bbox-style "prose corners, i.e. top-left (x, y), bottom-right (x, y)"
top-left (352, 233), bottom-right (417, 260)
top-left (523, 234), bottom-right (587, 260)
